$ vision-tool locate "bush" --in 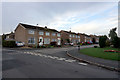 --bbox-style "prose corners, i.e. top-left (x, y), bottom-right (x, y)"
top-left (2, 40), bottom-right (16, 48)
top-left (94, 46), bottom-right (98, 48)
top-left (92, 38), bottom-right (96, 44)
top-left (50, 42), bottom-right (57, 46)
top-left (99, 36), bottom-right (107, 48)
top-left (106, 40), bottom-right (111, 47)
top-left (112, 37), bottom-right (120, 48)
